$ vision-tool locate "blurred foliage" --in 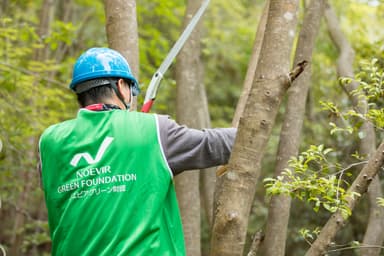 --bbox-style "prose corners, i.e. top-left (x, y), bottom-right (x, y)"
top-left (136, 0), bottom-right (184, 117)
top-left (0, 0), bottom-right (383, 255)
top-left (202, 1), bottom-right (262, 127)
